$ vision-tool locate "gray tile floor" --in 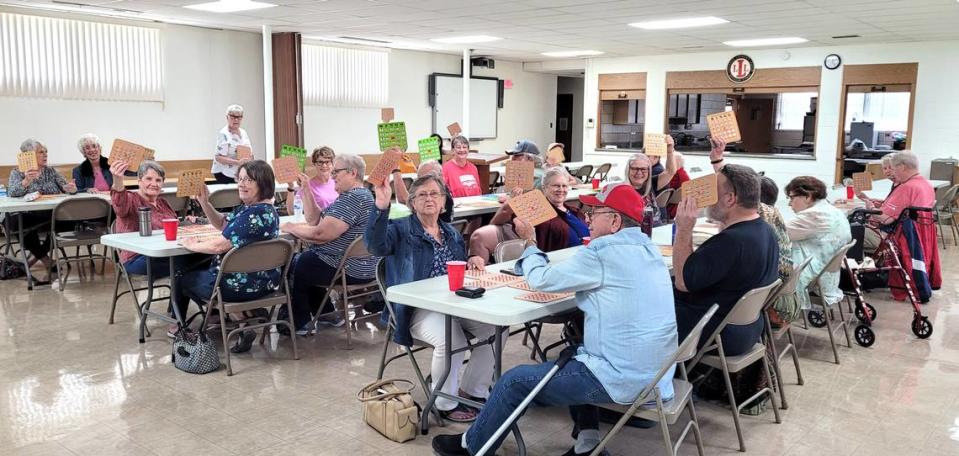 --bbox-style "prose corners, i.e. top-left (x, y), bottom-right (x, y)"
top-left (0, 249), bottom-right (957, 455)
